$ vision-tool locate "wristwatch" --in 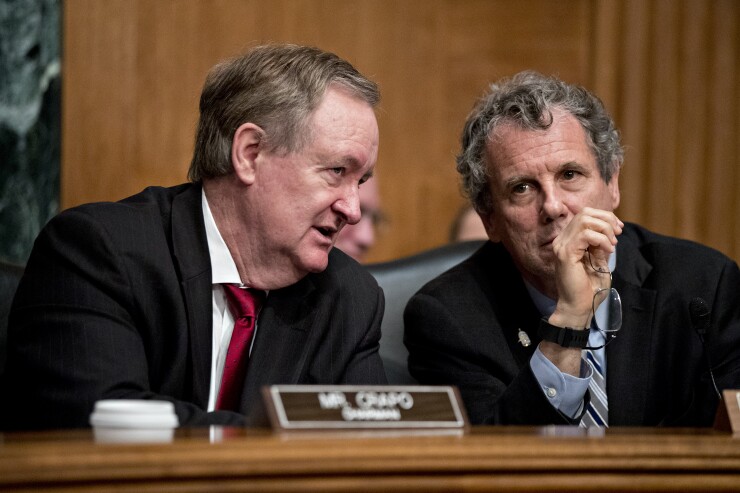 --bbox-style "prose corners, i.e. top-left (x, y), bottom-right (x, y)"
top-left (538, 317), bottom-right (590, 349)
